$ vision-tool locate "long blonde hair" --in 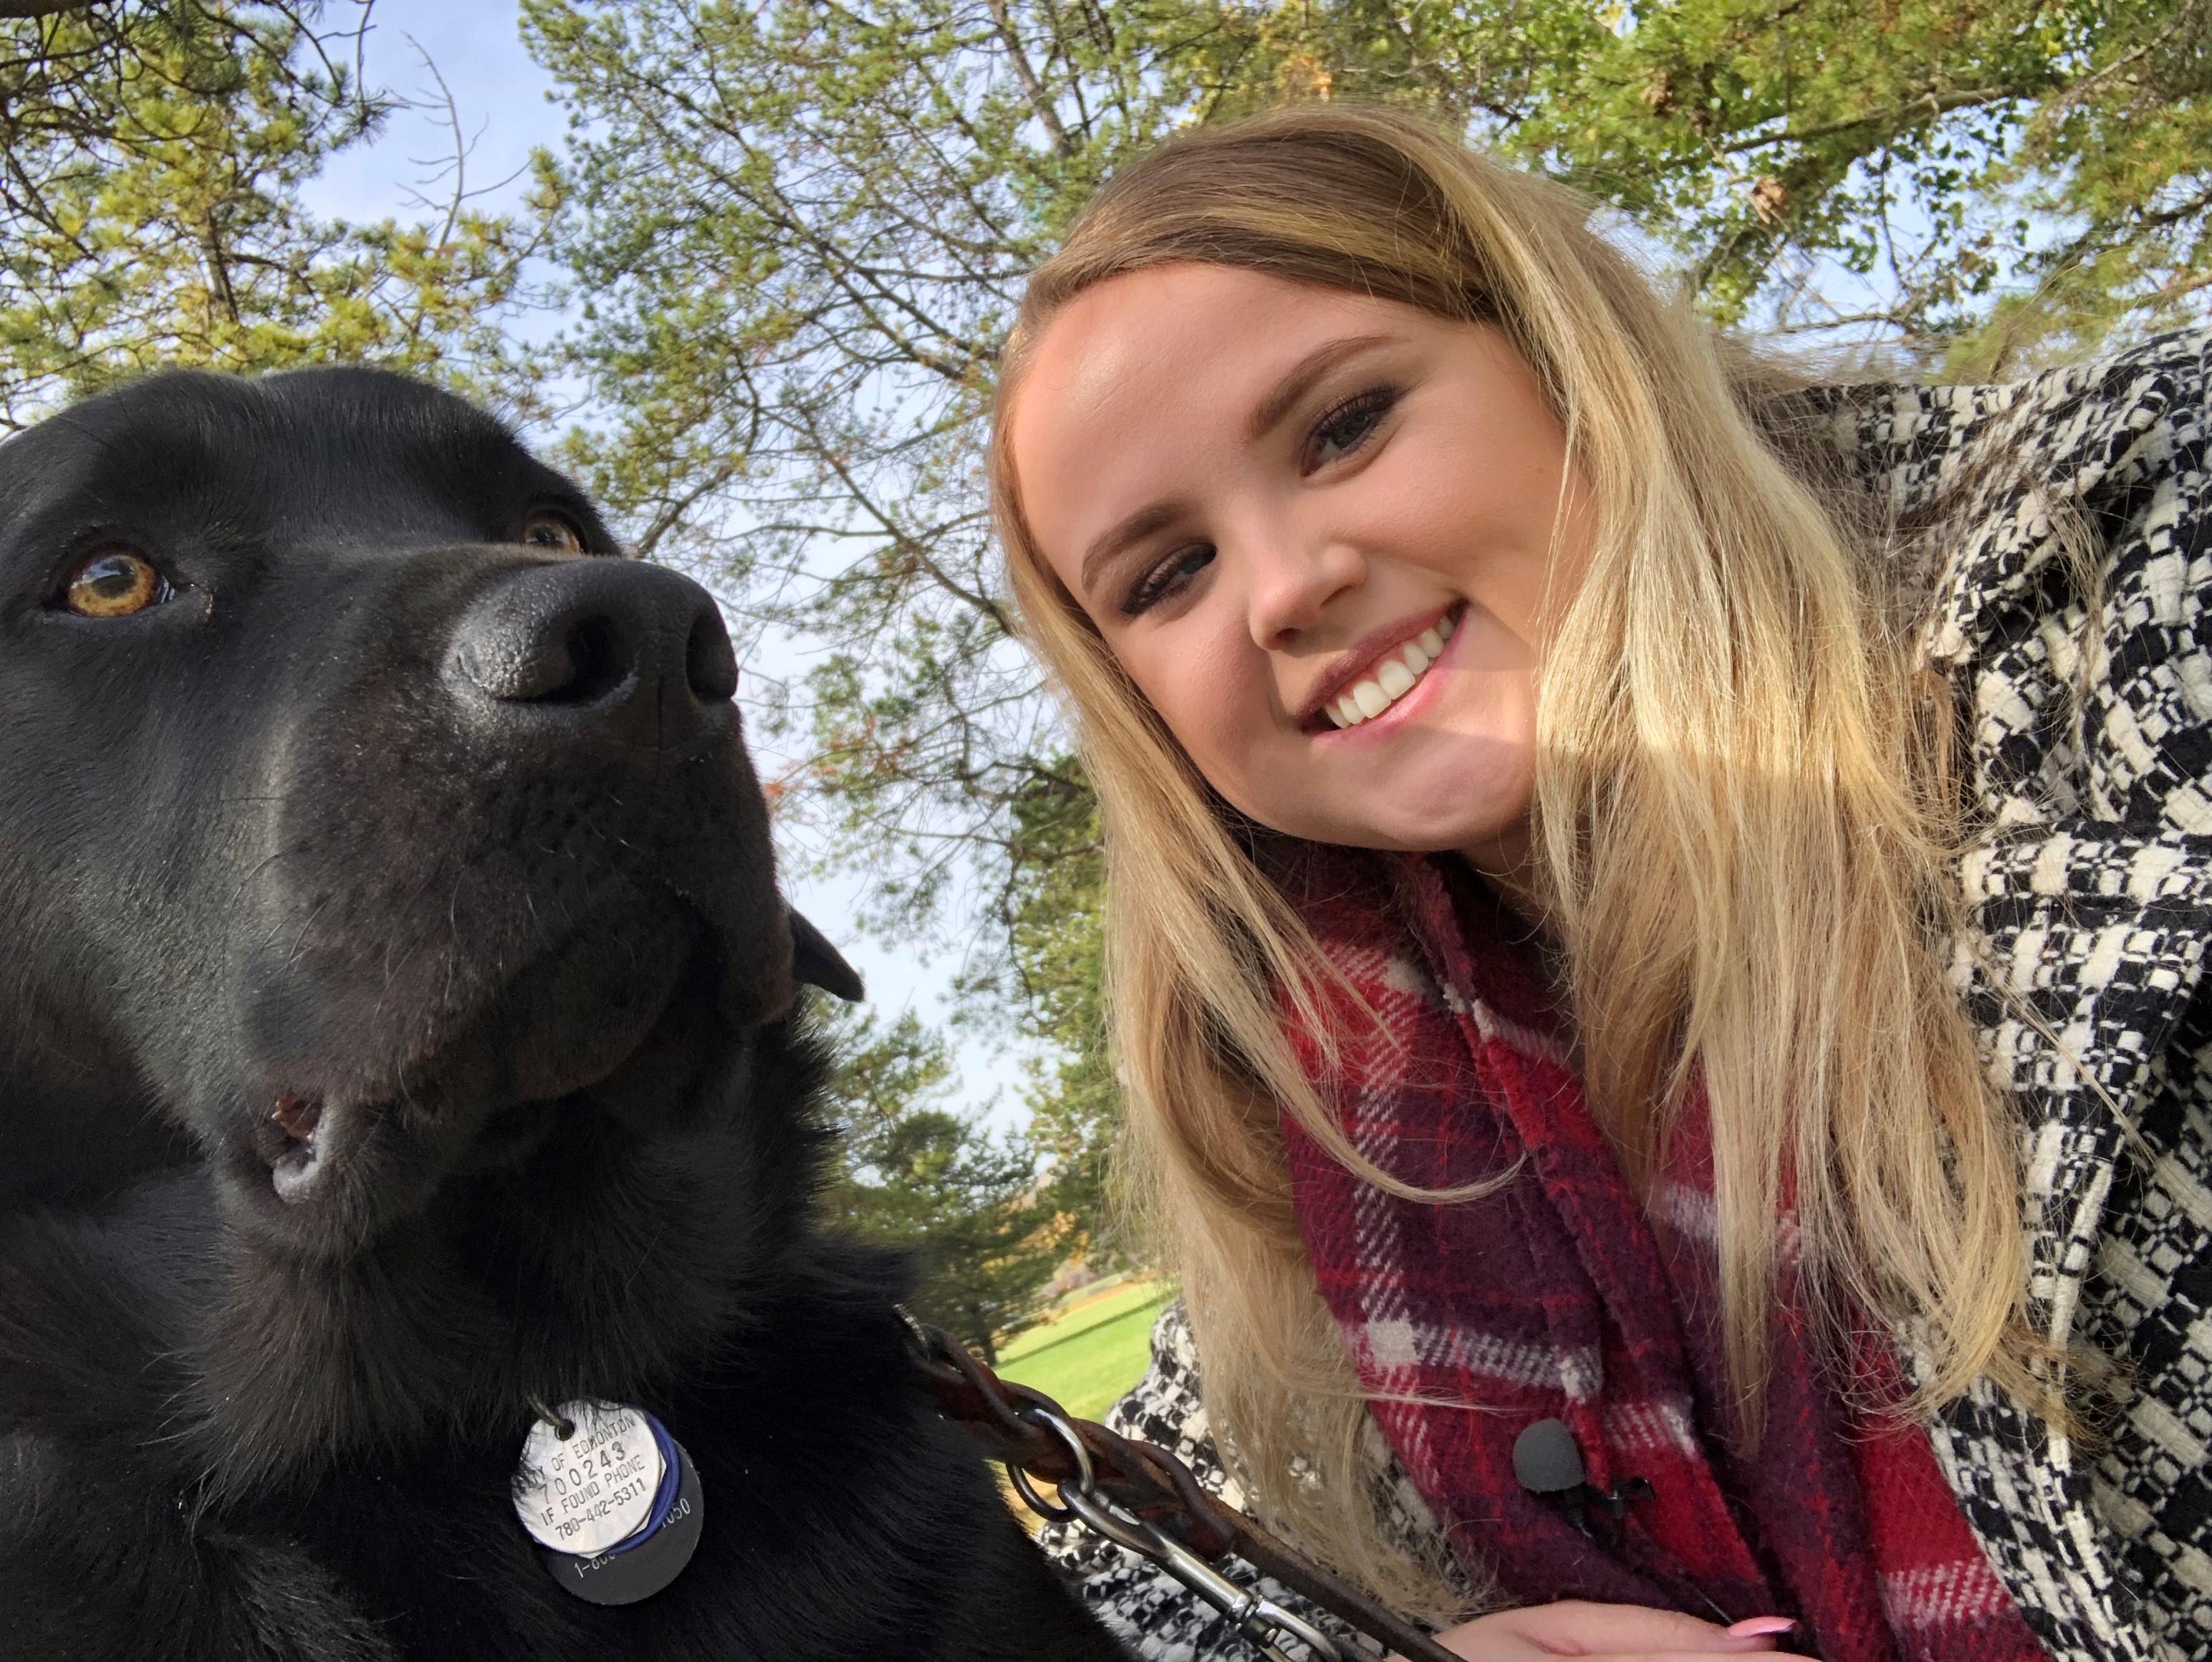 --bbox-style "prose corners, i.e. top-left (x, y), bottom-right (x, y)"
top-left (991, 107), bottom-right (2036, 1615)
